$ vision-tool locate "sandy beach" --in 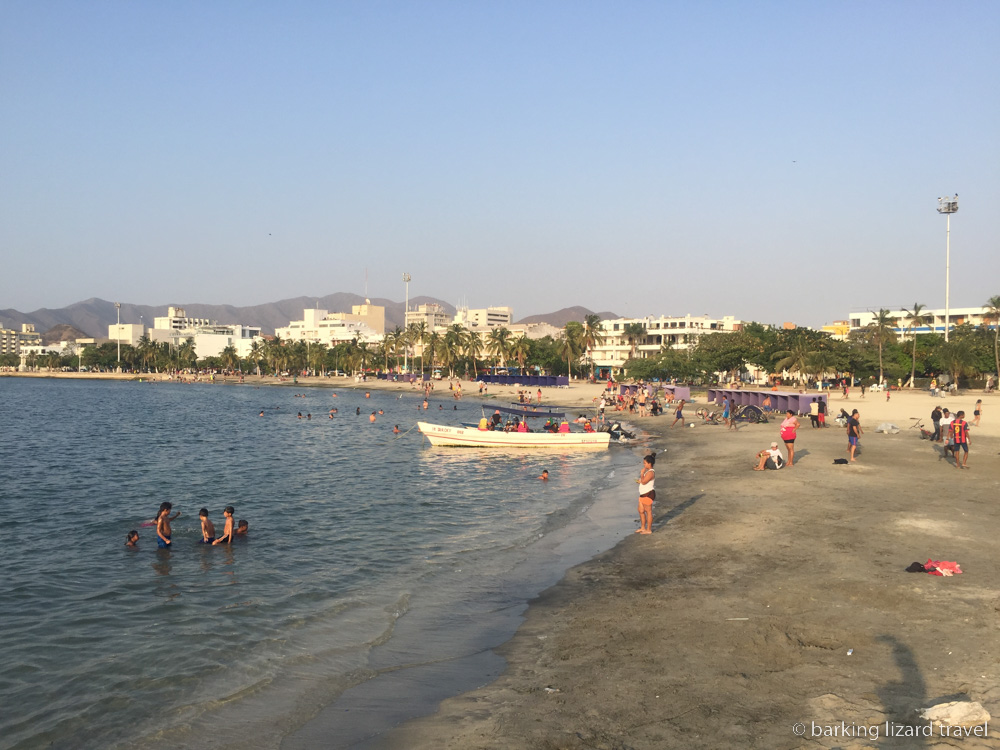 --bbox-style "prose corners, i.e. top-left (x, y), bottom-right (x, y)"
top-left (371, 387), bottom-right (1000, 749)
